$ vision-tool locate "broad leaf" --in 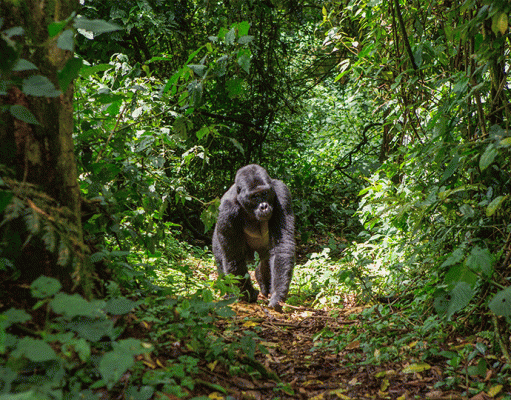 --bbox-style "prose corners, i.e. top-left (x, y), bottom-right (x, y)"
top-left (57, 29), bottom-right (74, 51)
top-left (12, 338), bottom-right (57, 362)
top-left (74, 17), bottom-right (121, 36)
top-left (486, 195), bottom-right (508, 216)
top-left (9, 104), bottom-right (40, 125)
top-left (489, 286), bottom-right (511, 317)
top-left (50, 292), bottom-right (104, 318)
top-left (446, 282), bottom-right (475, 320)
top-left (22, 75), bottom-right (61, 97)
top-left (1, 308), bottom-right (31, 329)
top-left (479, 144), bottom-right (498, 171)
top-left (58, 58), bottom-right (83, 92)
top-left (99, 349), bottom-right (135, 389)
top-left (12, 59), bottom-right (37, 71)
top-left (31, 276), bottom-right (61, 298)
top-left (104, 297), bottom-right (137, 315)
top-left (466, 246), bottom-right (493, 277)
